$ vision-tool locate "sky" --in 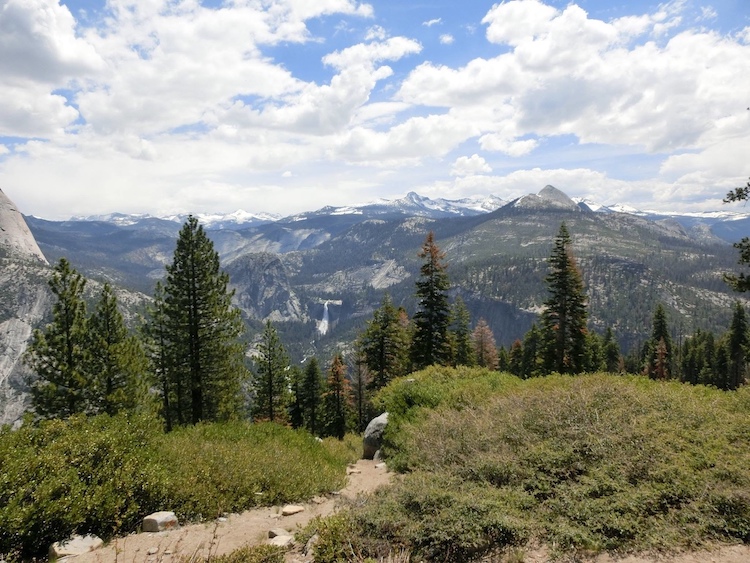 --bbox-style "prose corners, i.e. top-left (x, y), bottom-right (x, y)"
top-left (1, 0), bottom-right (749, 220)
